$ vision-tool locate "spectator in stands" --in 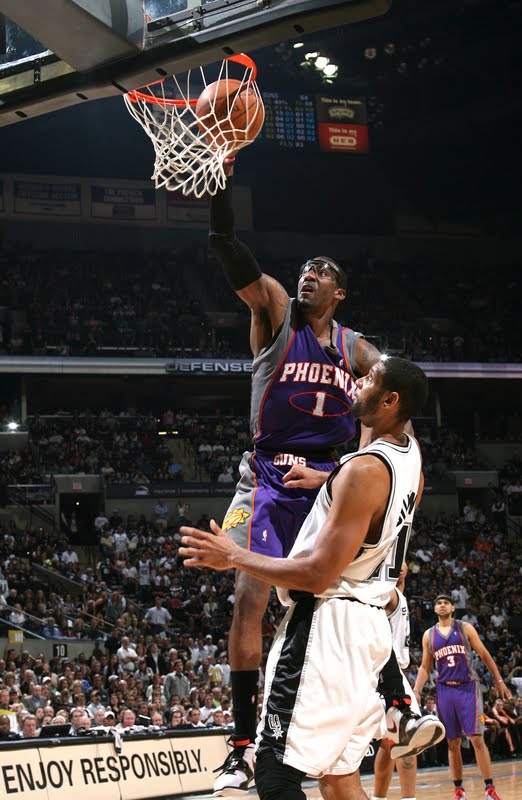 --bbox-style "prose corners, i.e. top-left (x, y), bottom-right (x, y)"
top-left (146, 643), bottom-right (168, 676)
top-left (169, 709), bottom-right (186, 729)
top-left (0, 715), bottom-right (17, 739)
top-left (507, 667), bottom-right (522, 697)
top-left (186, 707), bottom-right (205, 728)
top-left (117, 636), bottom-right (139, 675)
top-left (8, 602), bottom-right (26, 627)
top-left (164, 660), bottom-right (190, 704)
top-left (117, 709), bottom-right (136, 730)
top-left (177, 500), bottom-right (190, 522)
top-left (150, 711), bottom-right (164, 728)
top-left (23, 684), bottom-right (46, 713)
top-left (94, 511), bottom-right (109, 532)
top-left (144, 596), bottom-right (172, 636)
top-left (490, 698), bottom-right (517, 757)
top-left (152, 499), bottom-right (170, 530)
top-left (103, 710), bottom-right (116, 726)
top-left (68, 707), bottom-right (85, 736)
top-left (105, 591), bottom-right (127, 626)
top-left (61, 544), bottom-right (79, 570)
top-left (217, 652), bottom-right (231, 687)
top-left (86, 691), bottom-right (105, 718)
top-left (42, 617), bottom-right (62, 639)
top-left (20, 715), bottom-right (39, 738)
top-left (112, 526), bottom-right (129, 560)
top-left (93, 708), bottom-right (106, 726)
top-left (491, 606), bottom-right (506, 629)
top-left (137, 552), bottom-right (154, 602)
